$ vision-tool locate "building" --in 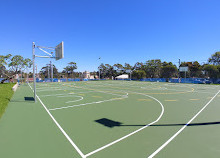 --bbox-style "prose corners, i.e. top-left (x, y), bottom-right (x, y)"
top-left (115, 74), bottom-right (129, 80)
top-left (82, 71), bottom-right (98, 79)
top-left (83, 71), bottom-right (90, 79)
